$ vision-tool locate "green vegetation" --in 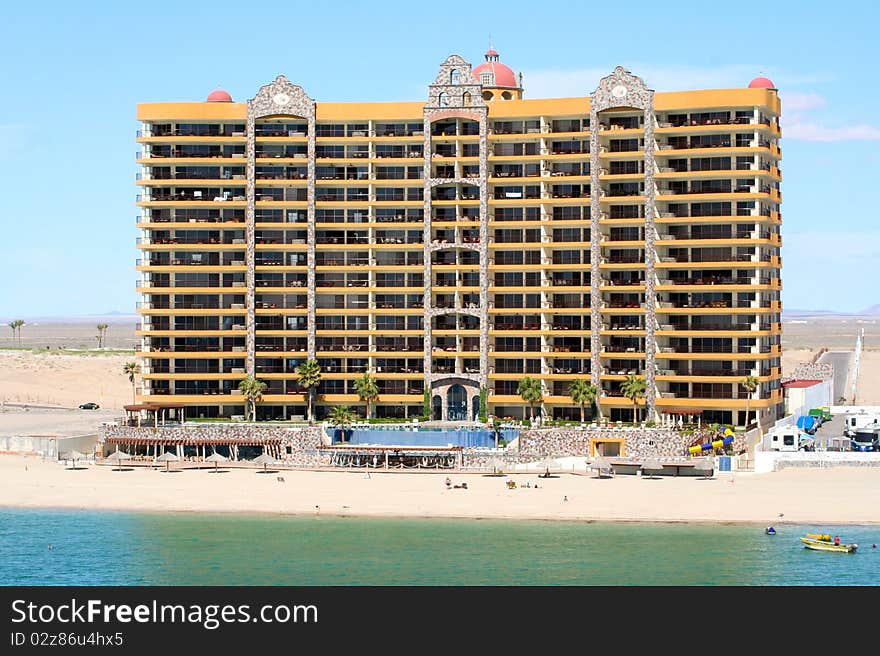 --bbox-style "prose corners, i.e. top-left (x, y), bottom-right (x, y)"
top-left (517, 377), bottom-right (543, 422)
top-left (479, 386), bottom-right (488, 423)
top-left (568, 379), bottom-right (597, 423)
top-left (353, 371), bottom-right (380, 420)
top-left (238, 376), bottom-right (268, 422)
top-left (422, 389), bottom-right (431, 420)
top-left (328, 405), bottom-right (356, 432)
top-left (740, 375), bottom-right (759, 429)
top-left (620, 374), bottom-right (646, 424)
top-left (294, 359), bottom-right (322, 424)
top-left (96, 323), bottom-right (109, 349)
top-left (122, 361), bottom-right (141, 405)
top-left (7, 320), bottom-right (25, 346)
